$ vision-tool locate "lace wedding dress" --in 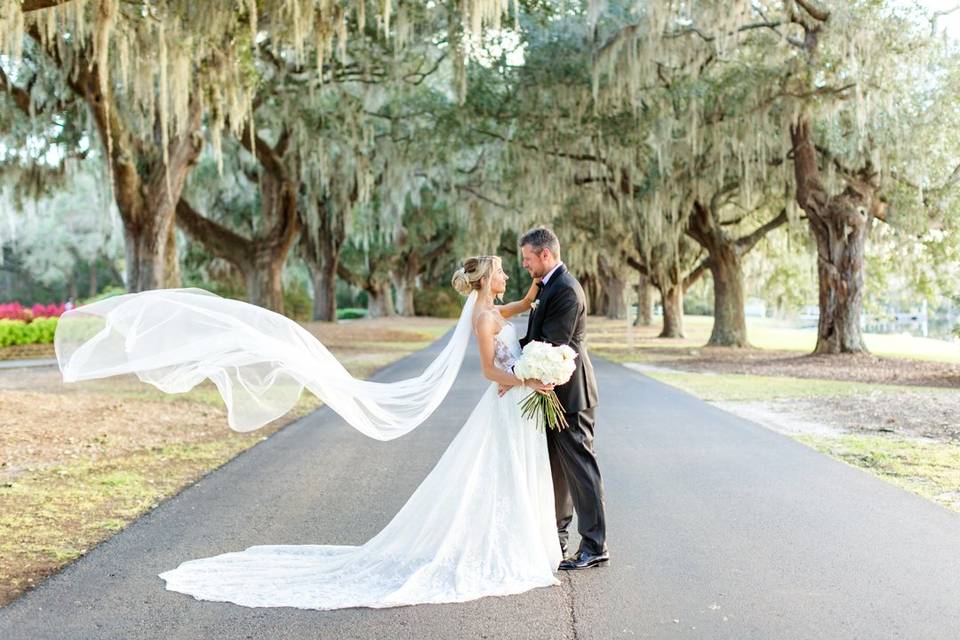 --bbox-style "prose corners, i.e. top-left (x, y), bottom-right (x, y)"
top-left (52, 288), bottom-right (560, 610)
top-left (157, 321), bottom-right (562, 609)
